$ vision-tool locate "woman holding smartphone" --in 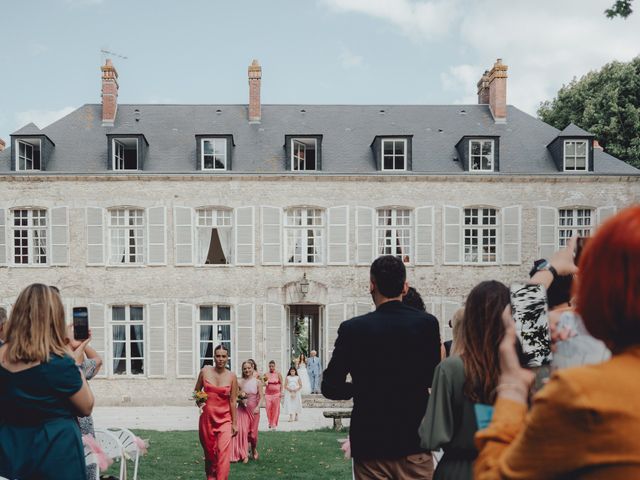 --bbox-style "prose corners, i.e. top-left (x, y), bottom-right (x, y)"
top-left (419, 280), bottom-right (510, 480)
top-left (0, 284), bottom-right (94, 480)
